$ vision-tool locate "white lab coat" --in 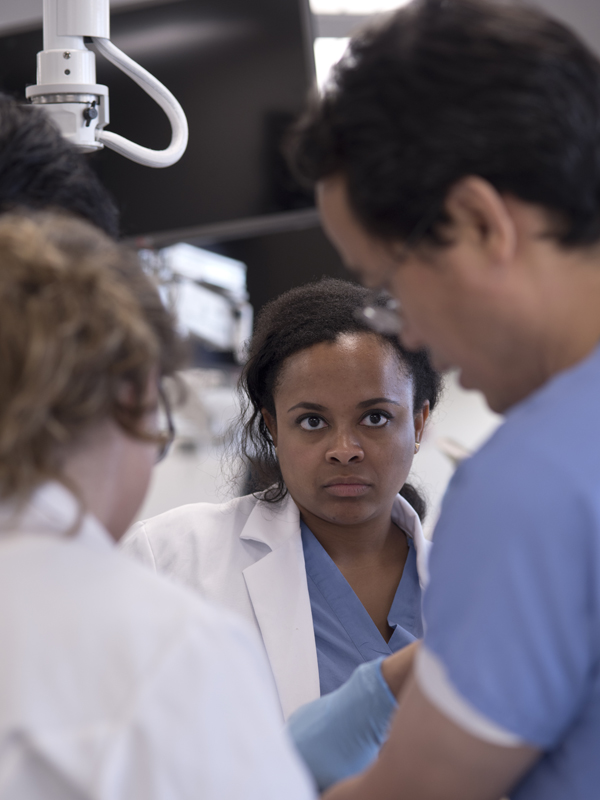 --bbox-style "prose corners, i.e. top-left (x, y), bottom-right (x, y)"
top-left (0, 483), bottom-right (315, 800)
top-left (122, 491), bottom-right (431, 721)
